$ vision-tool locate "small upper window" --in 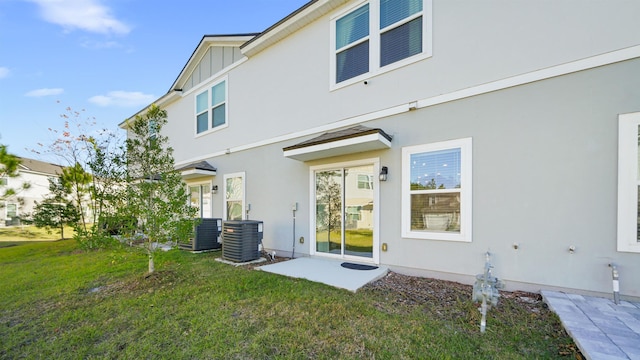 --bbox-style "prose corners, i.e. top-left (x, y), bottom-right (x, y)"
top-left (332, 0), bottom-right (431, 88)
top-left (618, 112), bottom-right (640, 253)
top-left (148, 119), bottom-right (158, 140)
top-left (195, 78), bottom-right (227, 135)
